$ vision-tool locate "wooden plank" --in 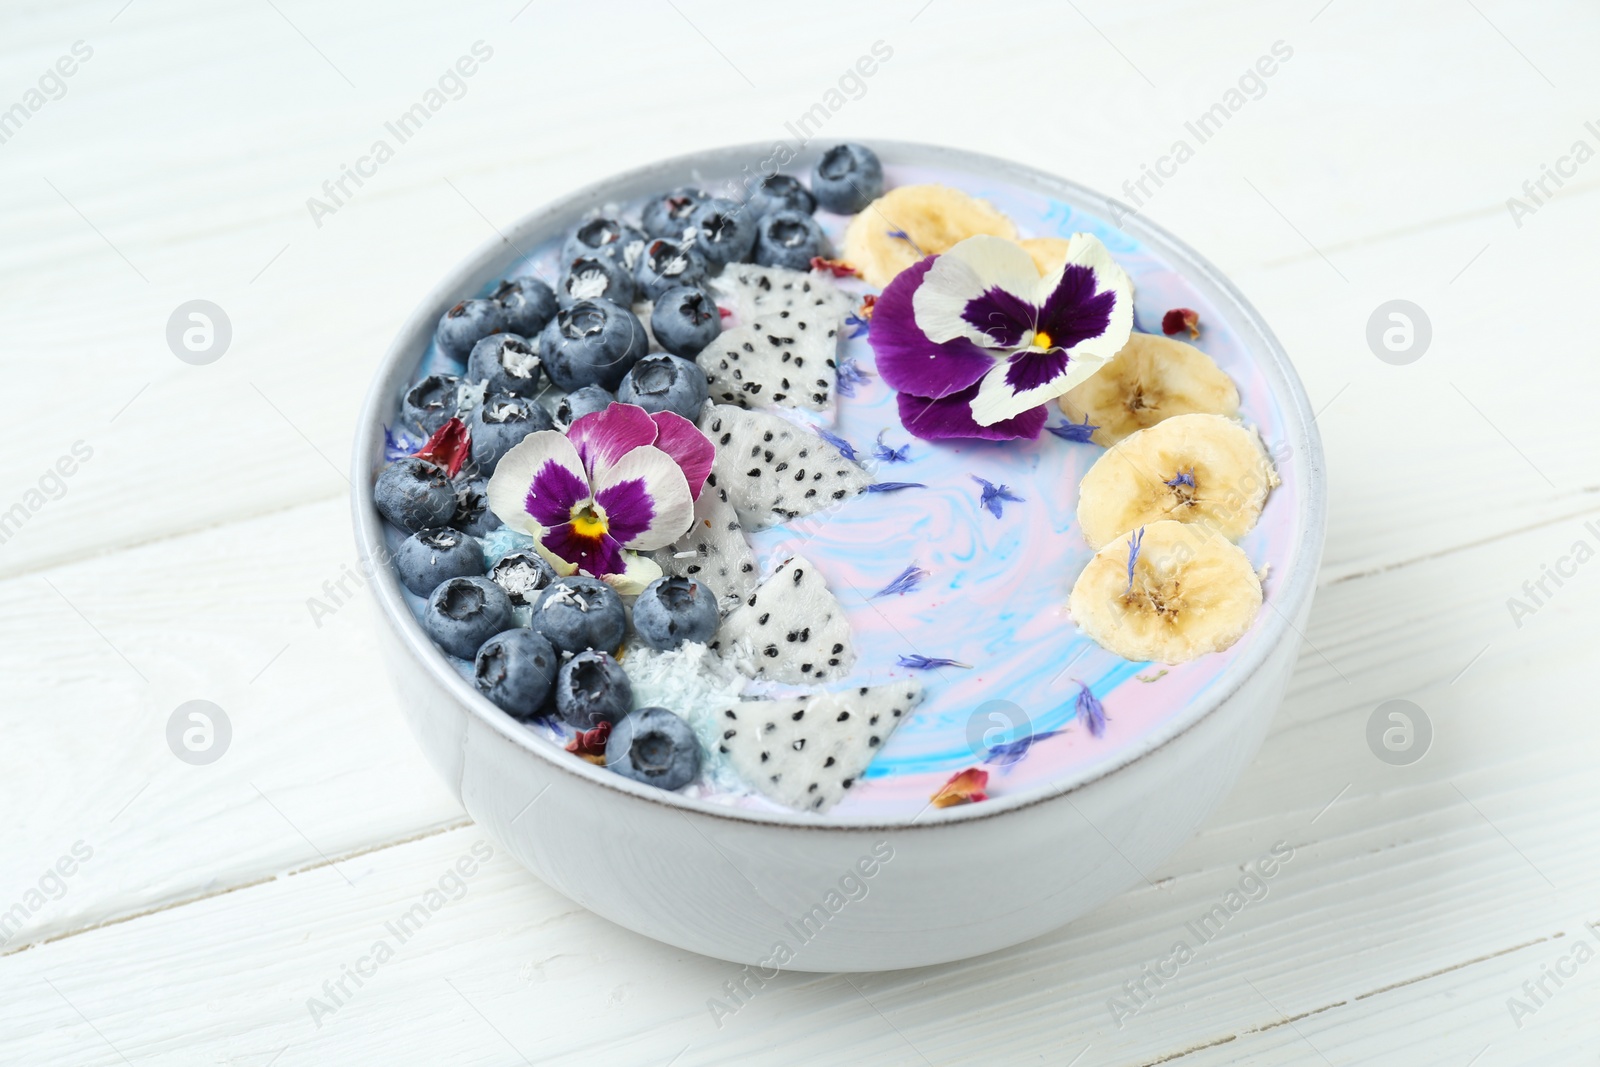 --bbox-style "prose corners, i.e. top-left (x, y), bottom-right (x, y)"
top-left (5, 477), bottom-right (1599, 1063)
top-left (1, 0), bottom-right (1596, 584)
top-left (0, 496), bottom-right (463, 953)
